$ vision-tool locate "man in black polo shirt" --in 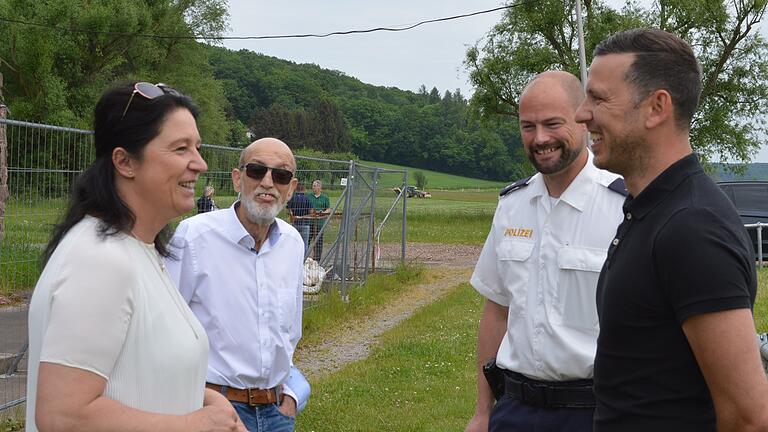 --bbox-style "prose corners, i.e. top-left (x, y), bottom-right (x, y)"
top-left (575, 28), bottom-right (768, 431)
